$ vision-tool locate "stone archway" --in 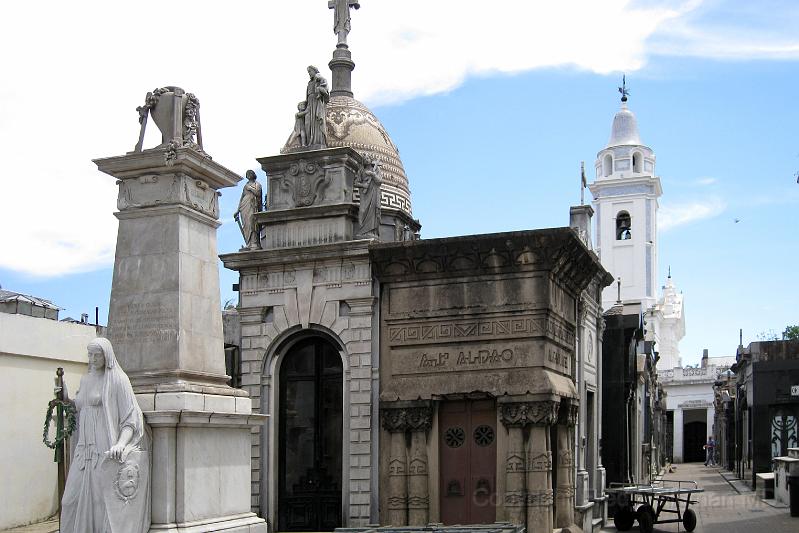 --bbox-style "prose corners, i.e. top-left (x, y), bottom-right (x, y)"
top-left (277, 336), bottom-right (344, 531)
